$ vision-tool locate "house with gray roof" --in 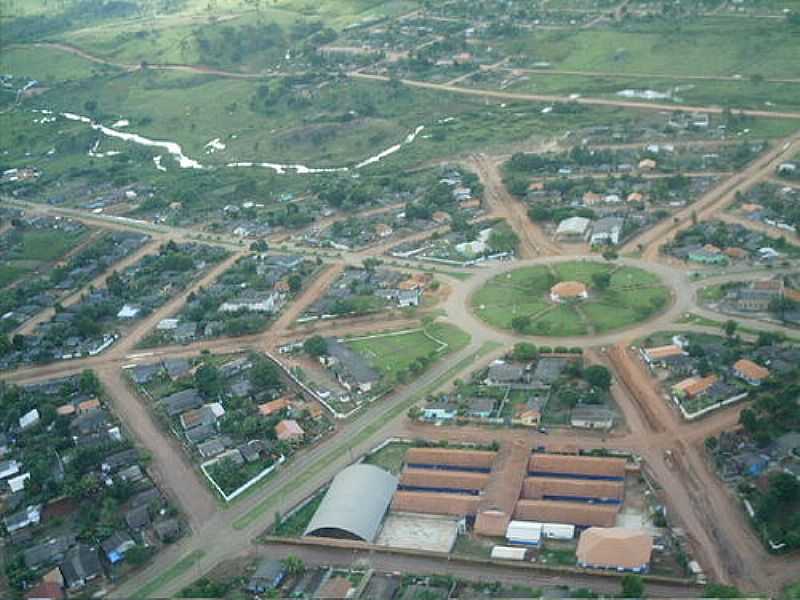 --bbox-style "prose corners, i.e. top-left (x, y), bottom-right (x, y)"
top-left (60, 543), bottom-right (102, 590)
top-left (324, 339), bottom-right (380, 394)
top-left (161, 388), bottom-right (203, 417)
top-left (486, 362), bottom-right (526, 386)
